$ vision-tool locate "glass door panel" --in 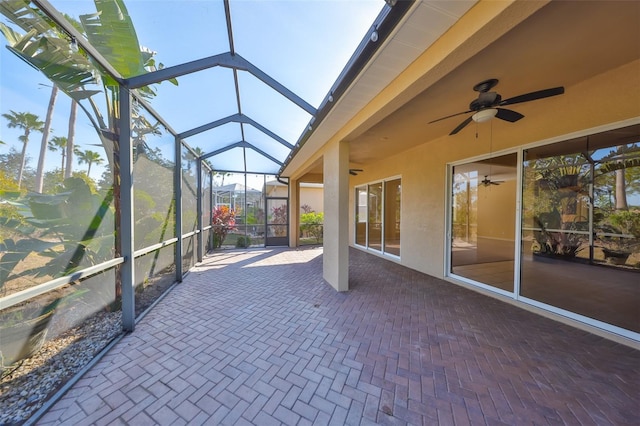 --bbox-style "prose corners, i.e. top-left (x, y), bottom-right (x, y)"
top-left (266, 197), bottom-right (288, 246)
top-left (520, 126), bottom-right (639, 333)
top-left (384, 179), bottom-right (401, 256)
top-left (451, 154), bottom-right (517, 292)
top-left (368, 183), bottom-right (383, 251)
top-left (355, 187), bottom-right (367, 246)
